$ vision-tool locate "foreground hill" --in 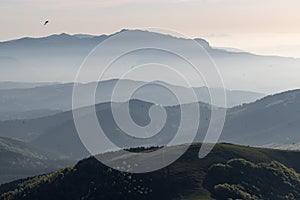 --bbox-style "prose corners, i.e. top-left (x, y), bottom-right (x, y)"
top-left (1, 143), bottom-right (300, 200)
top-left (0, 137), bottom-right (73, 184)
